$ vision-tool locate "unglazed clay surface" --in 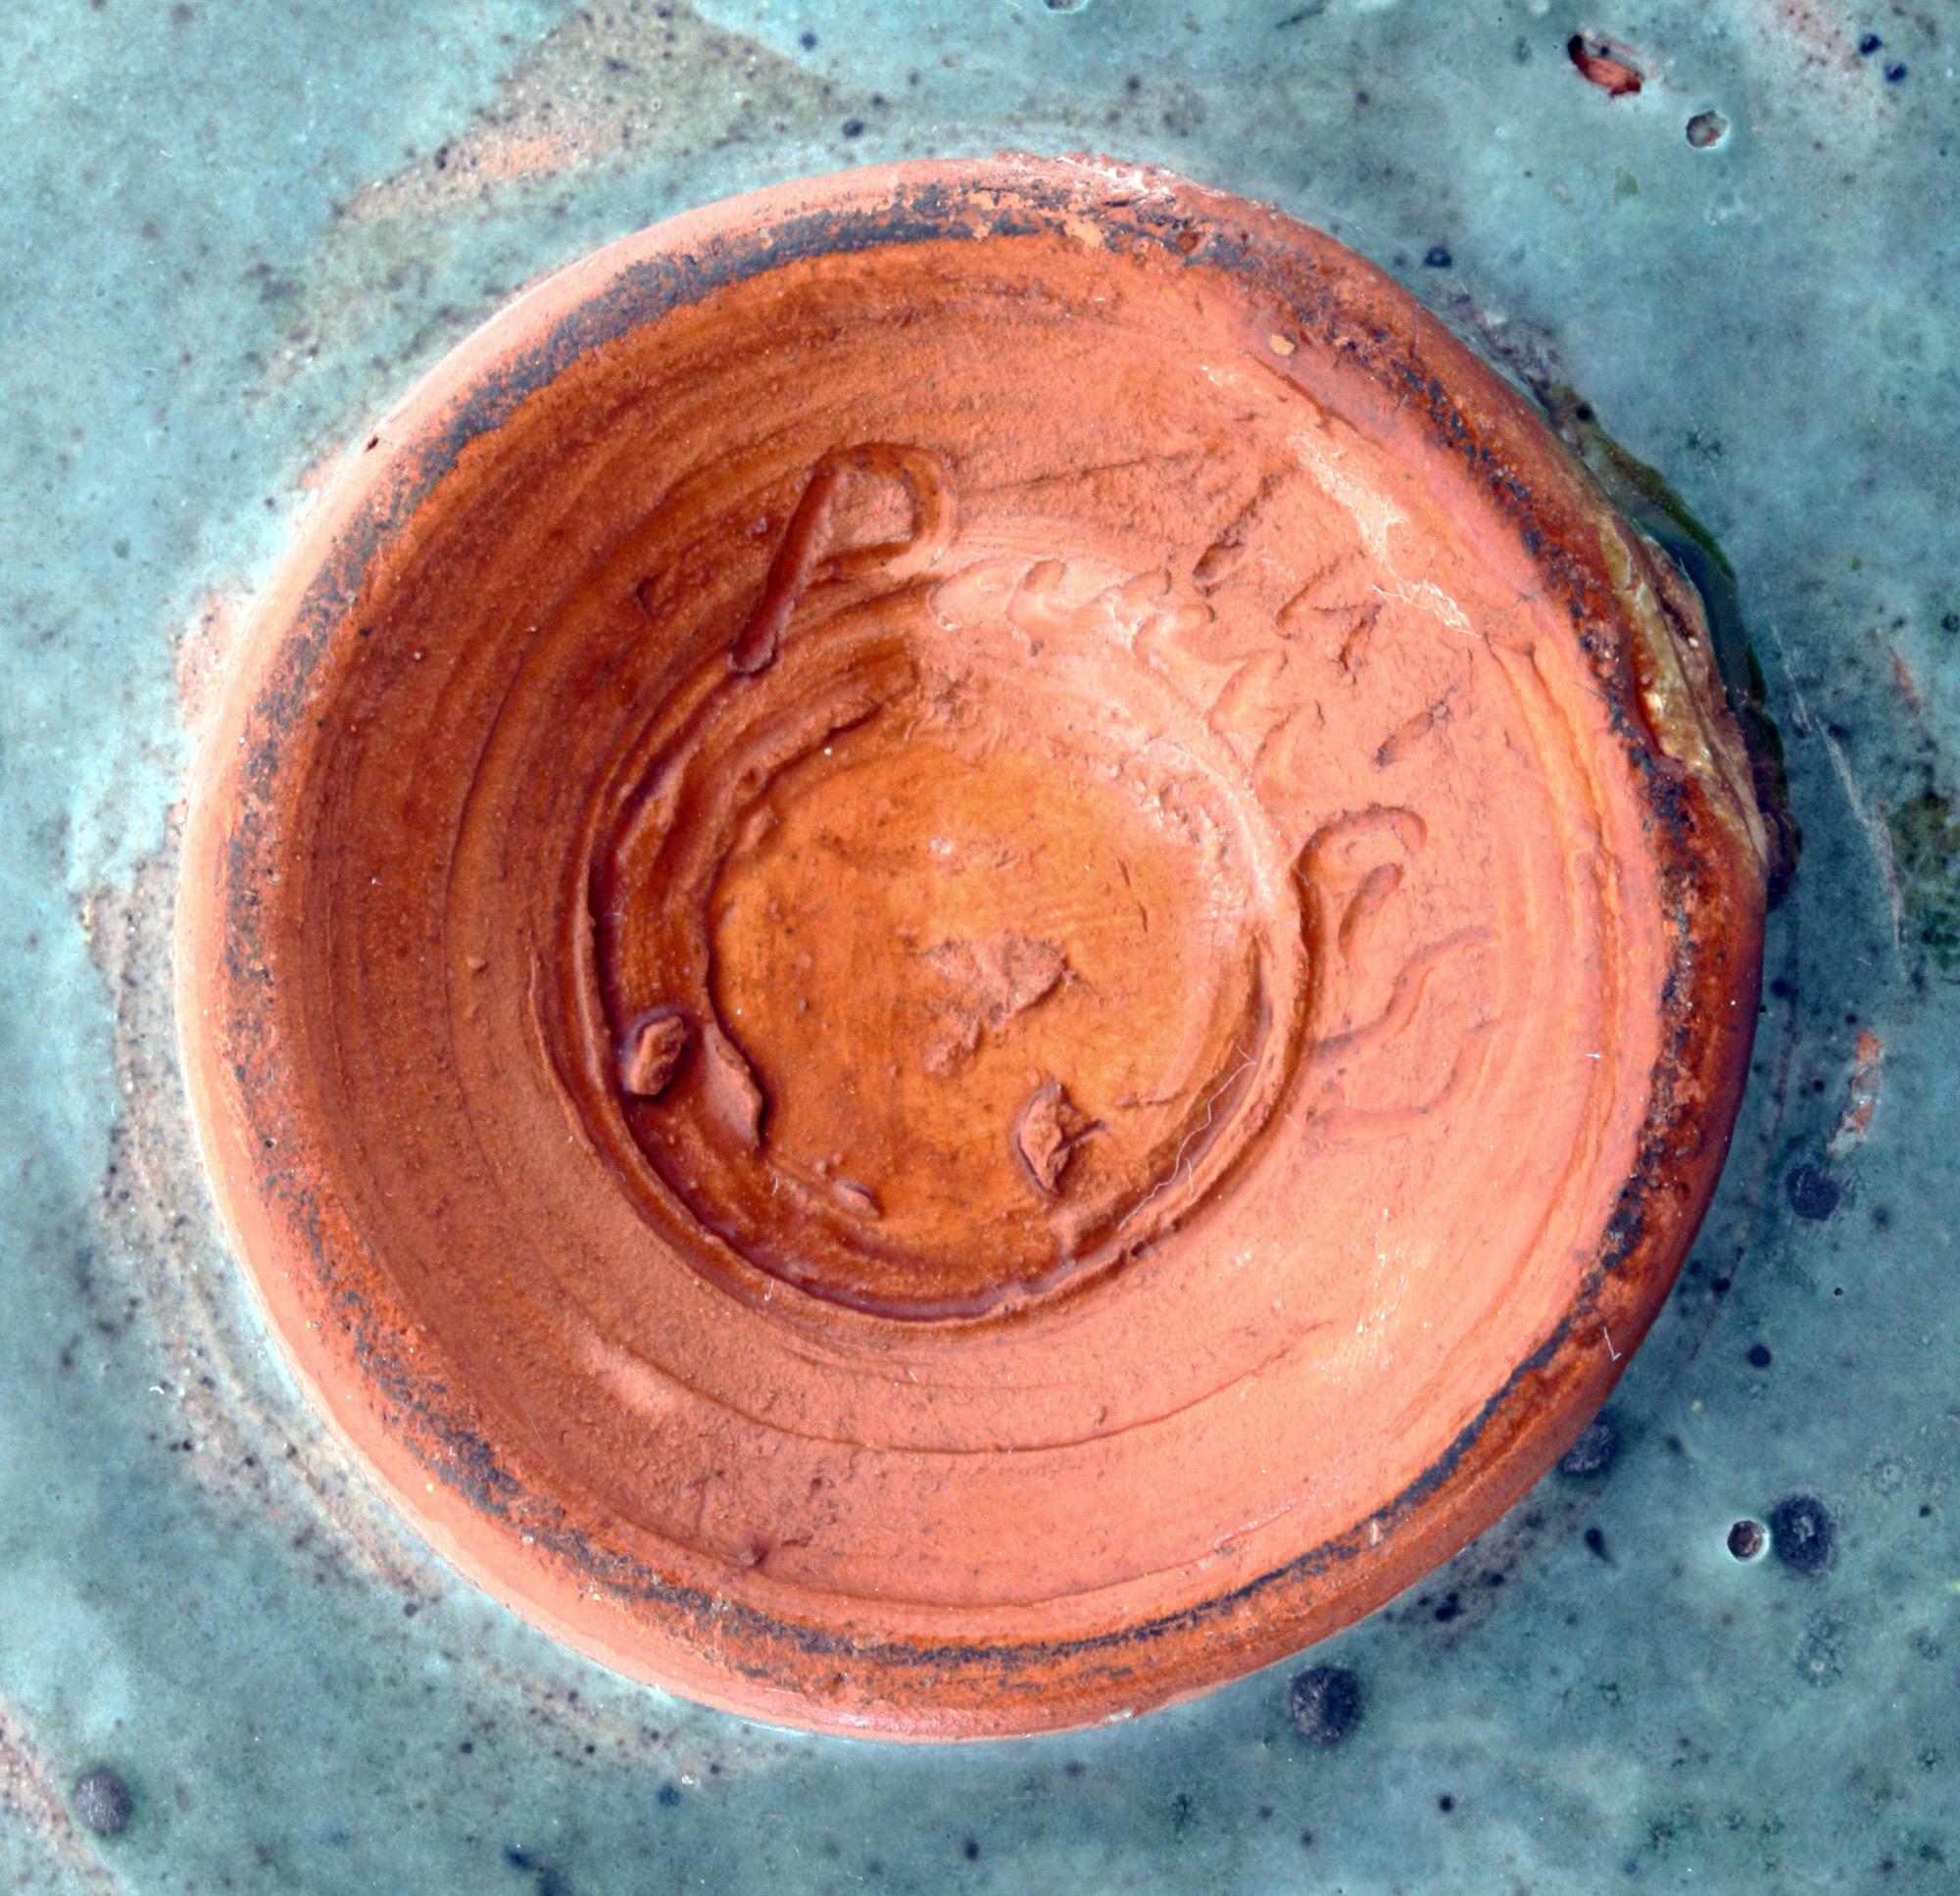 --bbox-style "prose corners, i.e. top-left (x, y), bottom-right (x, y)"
top-left (176, 159), bottom-right (1768, 1737)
